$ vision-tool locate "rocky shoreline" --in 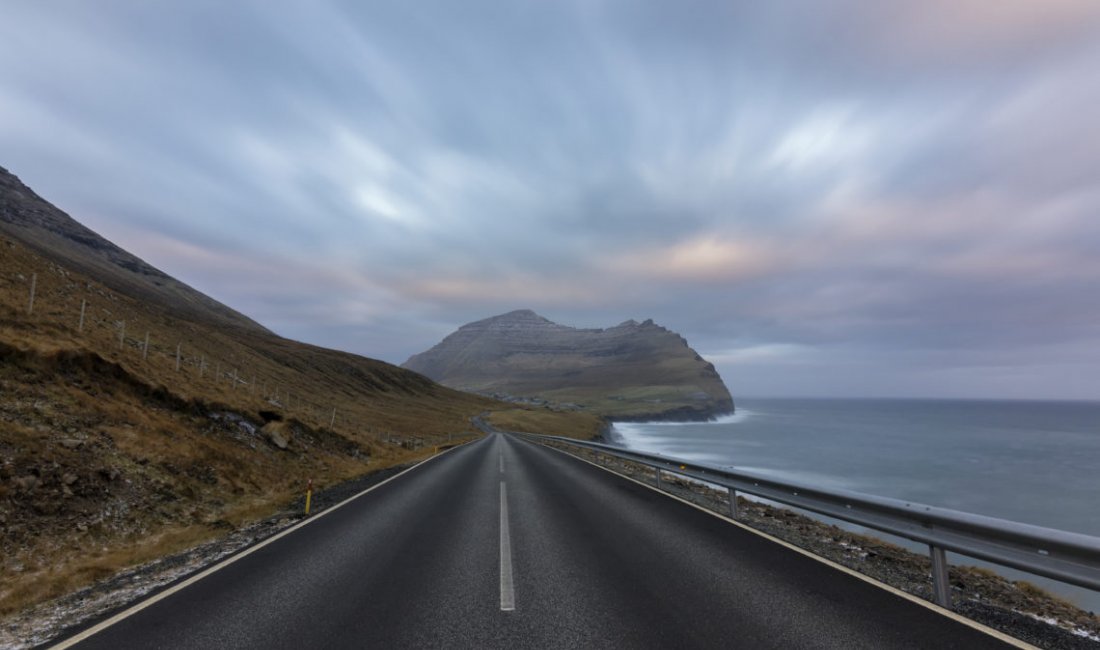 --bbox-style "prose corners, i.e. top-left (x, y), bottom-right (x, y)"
top-left (542, 440), bottom-right (1100, 650)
